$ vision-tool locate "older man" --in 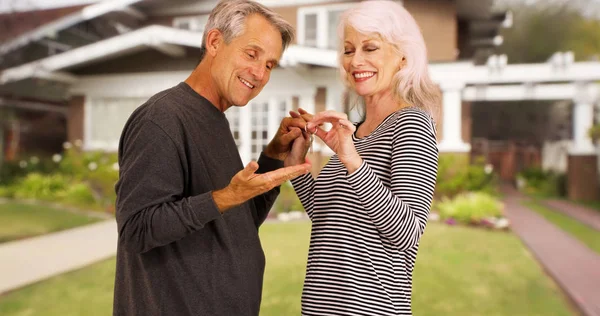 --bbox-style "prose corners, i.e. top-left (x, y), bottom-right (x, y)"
top-left (113, 1), bottom-right (310, 315)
